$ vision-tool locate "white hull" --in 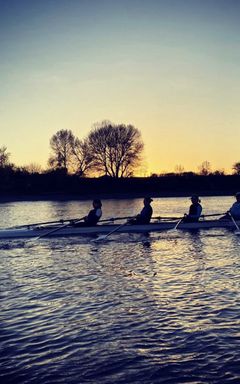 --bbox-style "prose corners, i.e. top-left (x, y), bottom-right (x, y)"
top-left (0, 219), bottom-right (238, 239)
